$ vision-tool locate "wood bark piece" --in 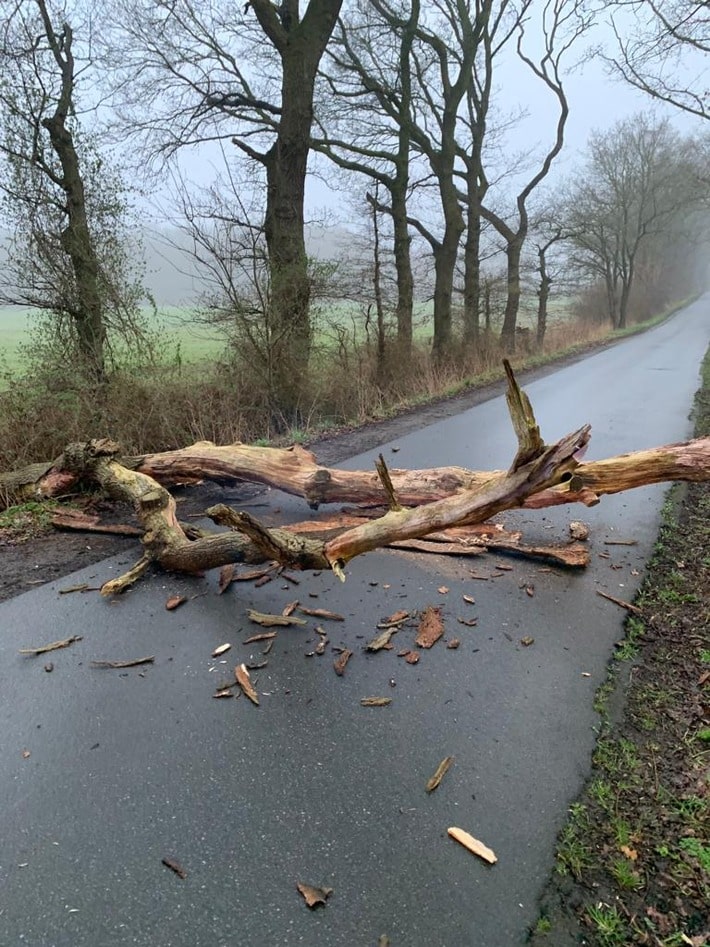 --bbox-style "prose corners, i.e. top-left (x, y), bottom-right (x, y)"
top-left (426, 756), bottom-right (455, 793)
top-left (19, 635), bottom-right (82, 655)
top-left (447, 827), bottom-right (498, 864)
